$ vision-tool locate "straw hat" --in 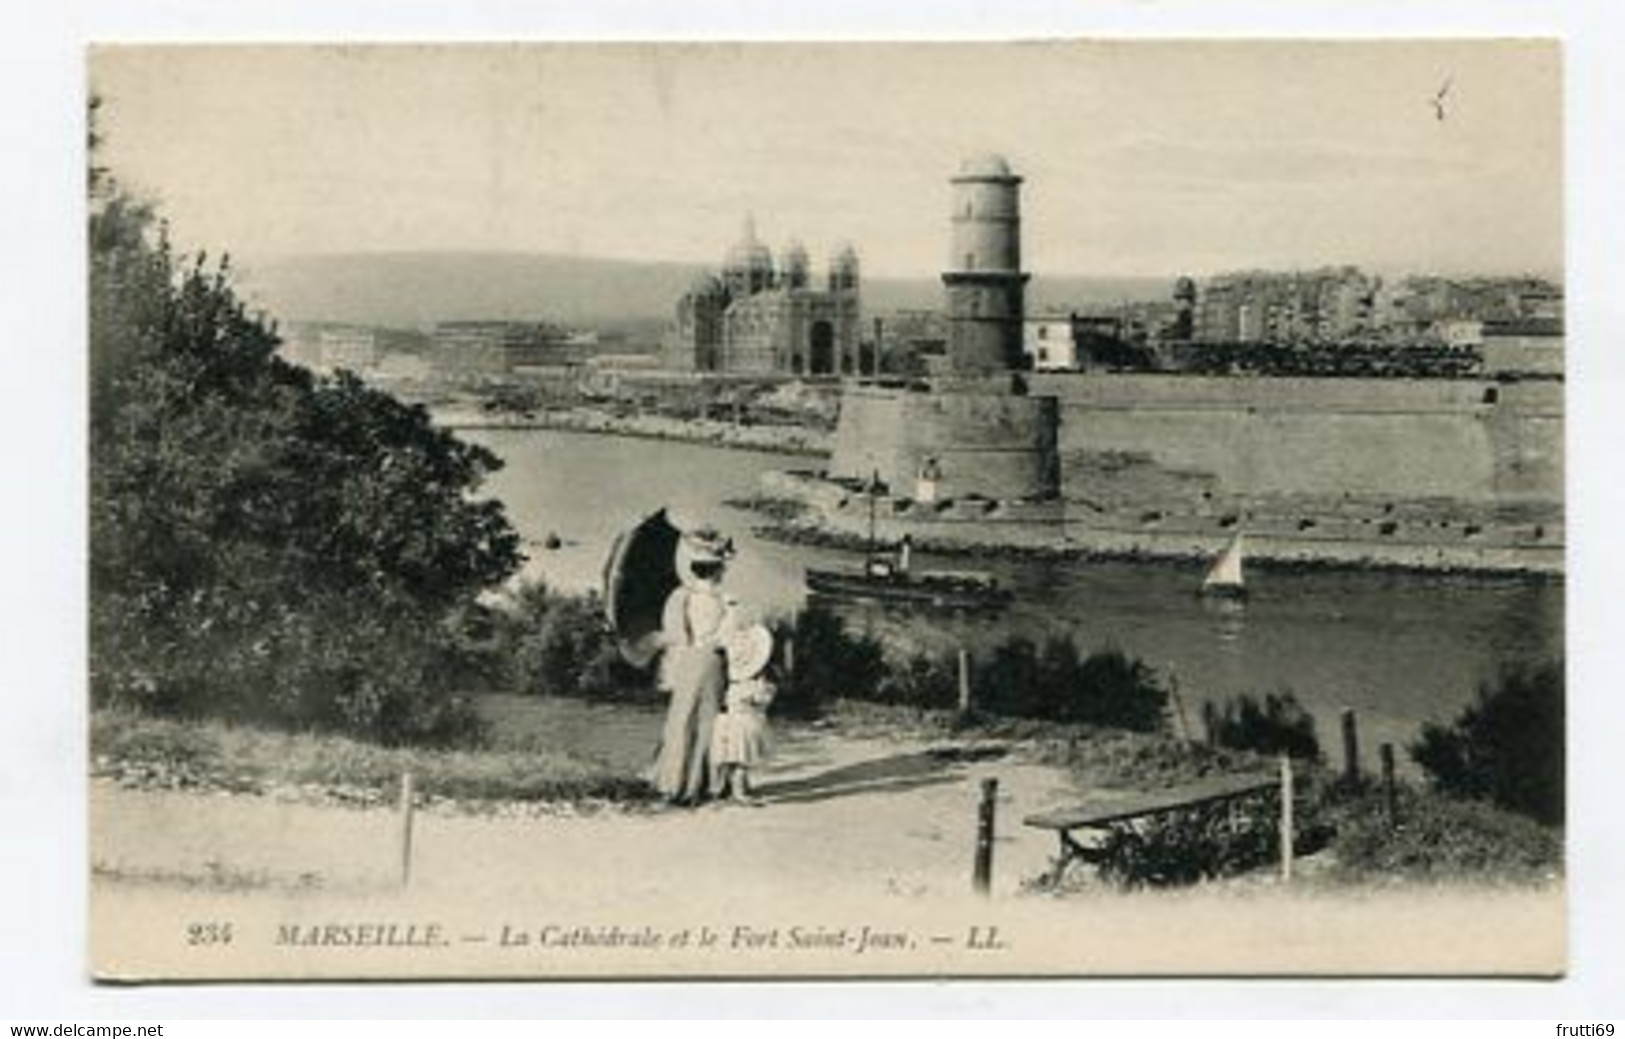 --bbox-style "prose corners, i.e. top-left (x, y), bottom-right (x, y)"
top-left (675, 525), bottom-right (735, 577)
top-left (725, 624), bottom-right (774, 682)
